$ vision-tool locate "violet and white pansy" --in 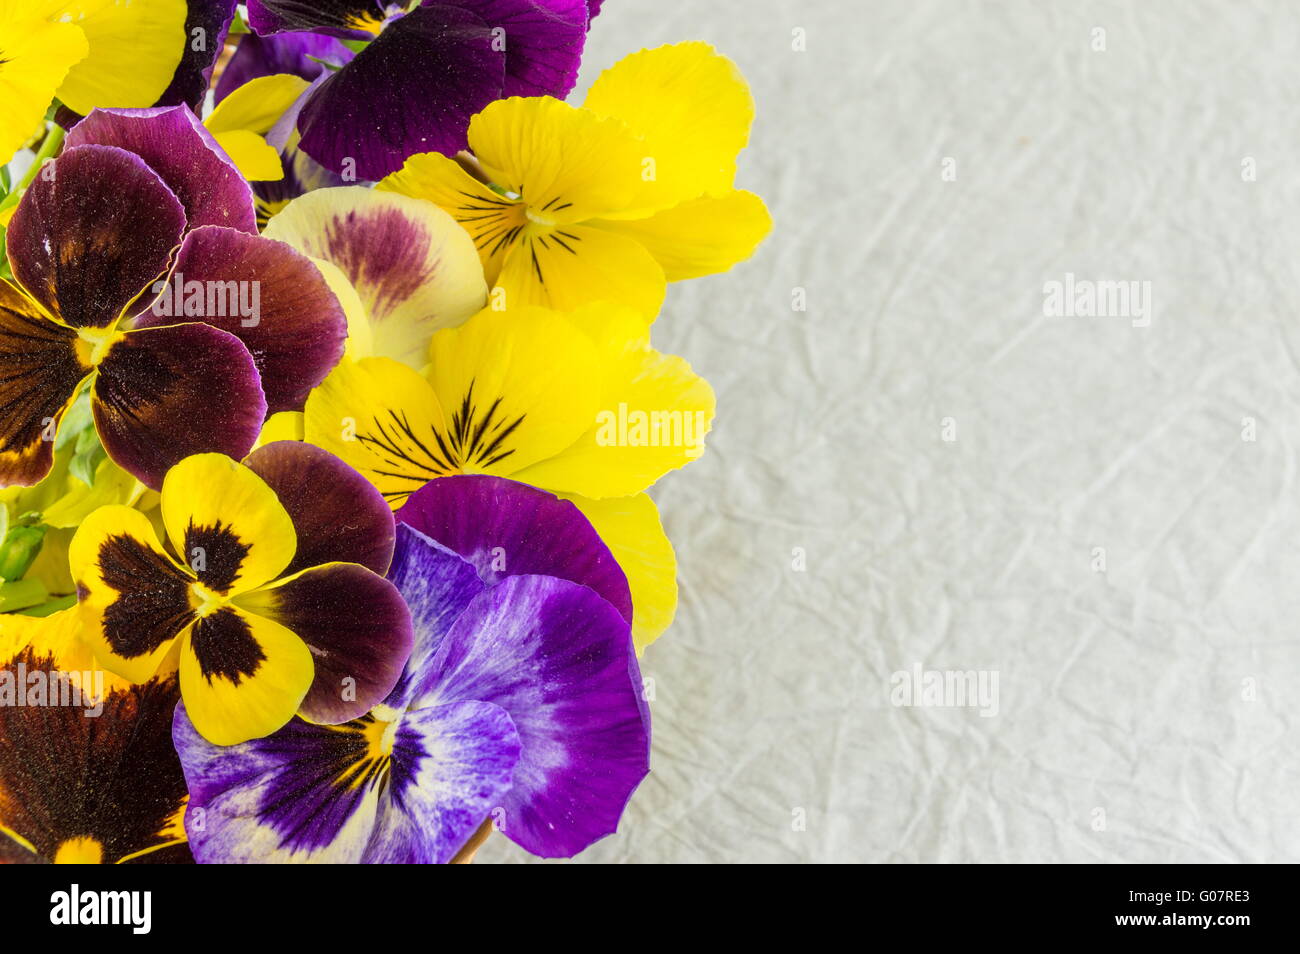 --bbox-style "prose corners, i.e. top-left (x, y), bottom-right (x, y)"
top-left (172, 475), bottom-right (650, 862)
